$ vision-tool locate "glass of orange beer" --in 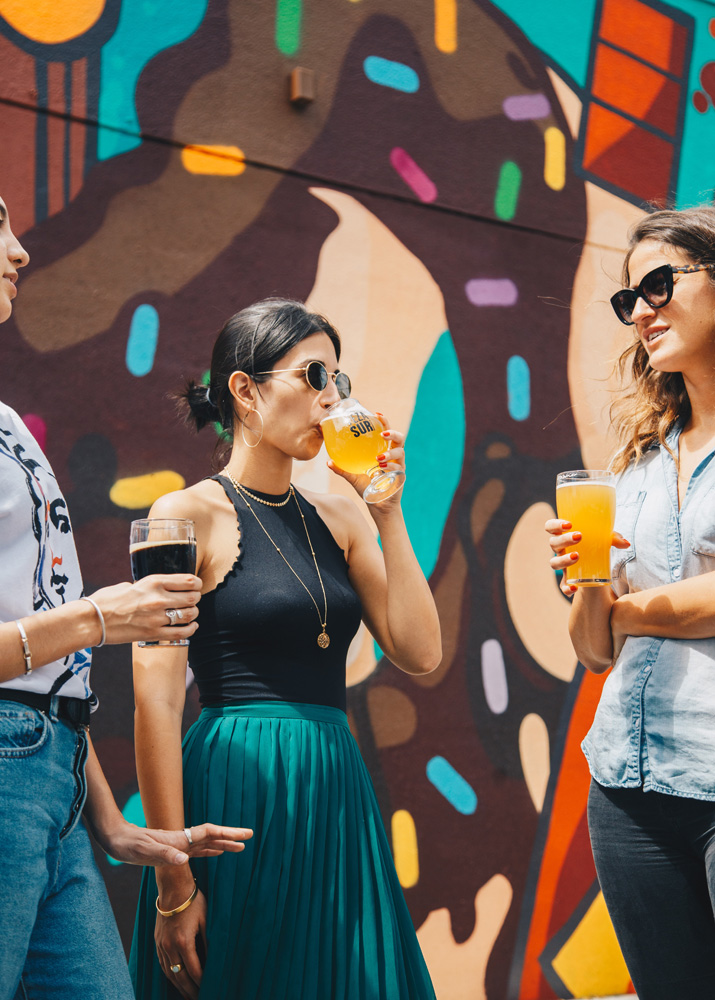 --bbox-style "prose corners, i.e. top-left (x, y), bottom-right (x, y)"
top-left (556, 470), bottom-right (616, 586)
top-left (320, 398), bottom-right (405, 503)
